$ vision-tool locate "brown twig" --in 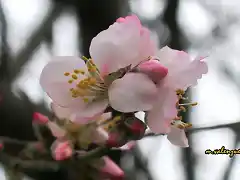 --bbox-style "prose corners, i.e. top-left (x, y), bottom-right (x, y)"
top-left (0, 136), bottom-right (36, 145)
